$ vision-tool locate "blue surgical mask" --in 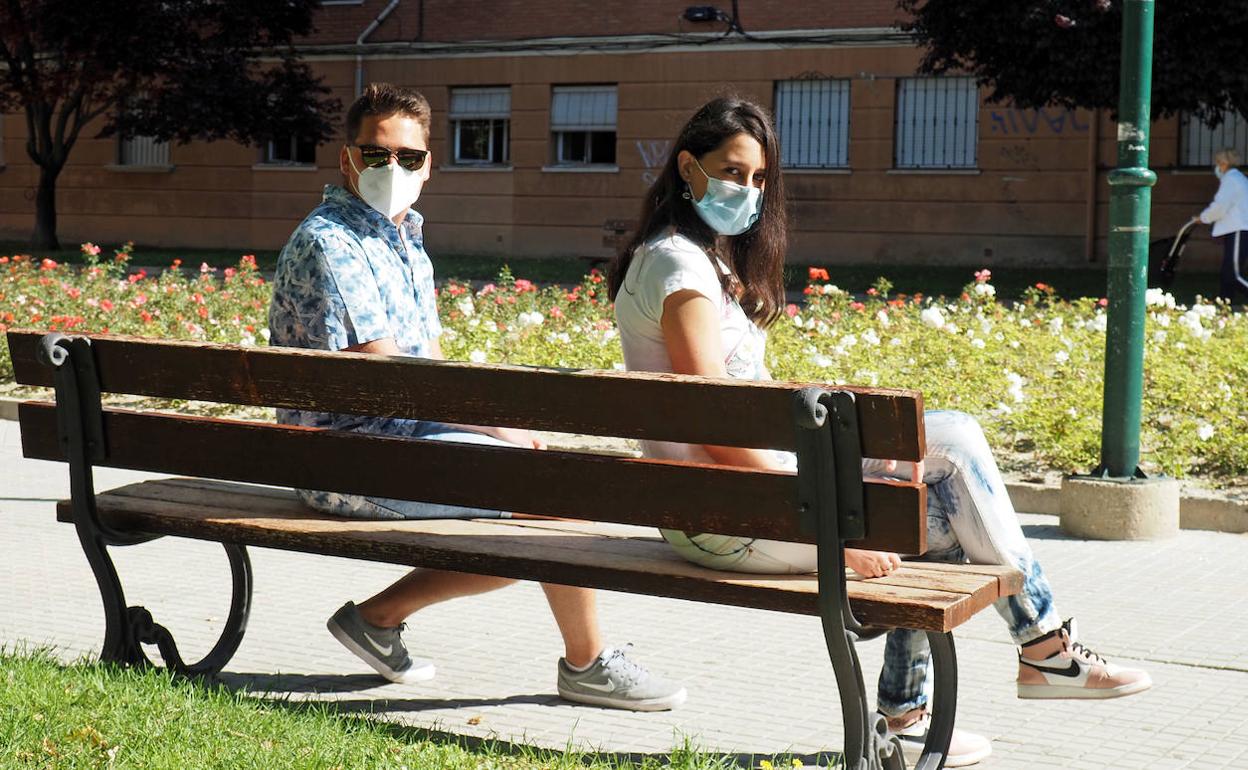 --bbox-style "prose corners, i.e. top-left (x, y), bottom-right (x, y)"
top-left (690, 159), bottom-right (762, 236)
top-left (1215, 165), bottom-right (1226, 180)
